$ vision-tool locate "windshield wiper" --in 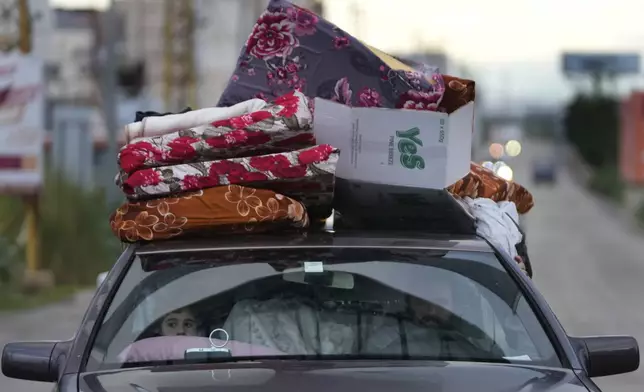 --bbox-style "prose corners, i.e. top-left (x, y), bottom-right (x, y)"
top-left (116, 354), bottom-right (510, 369)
